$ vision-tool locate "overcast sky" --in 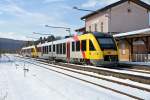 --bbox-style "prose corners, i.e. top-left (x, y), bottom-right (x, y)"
top-left (0, 0), bottom-right (150, 40)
